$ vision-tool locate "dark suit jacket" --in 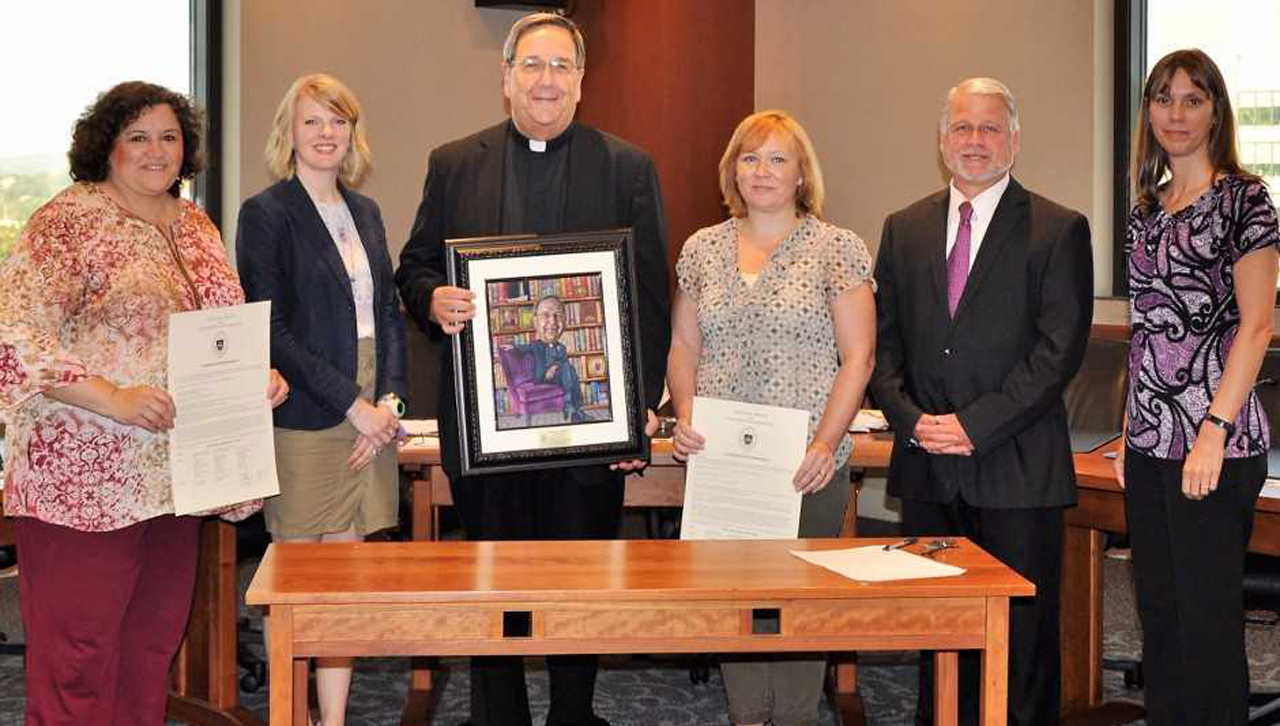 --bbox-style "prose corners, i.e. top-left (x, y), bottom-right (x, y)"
top-left (869, 178), bottom-right (1093, 508)
top-left (236, 176), bottom-right (408, 430)
top-left (395, 120), bottom-right (671, 479)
